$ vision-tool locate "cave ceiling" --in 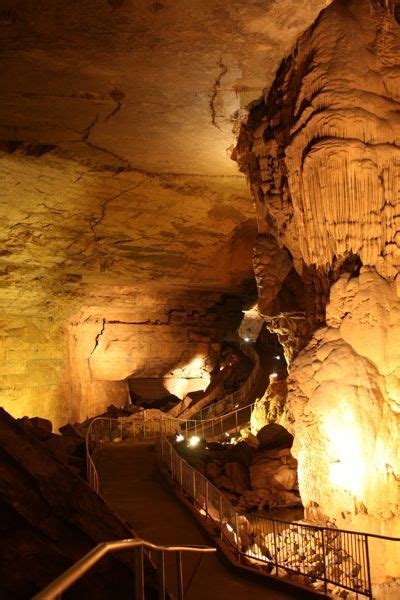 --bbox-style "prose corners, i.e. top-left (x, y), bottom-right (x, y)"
top-left (0, 0), bottom-right (330, 314)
